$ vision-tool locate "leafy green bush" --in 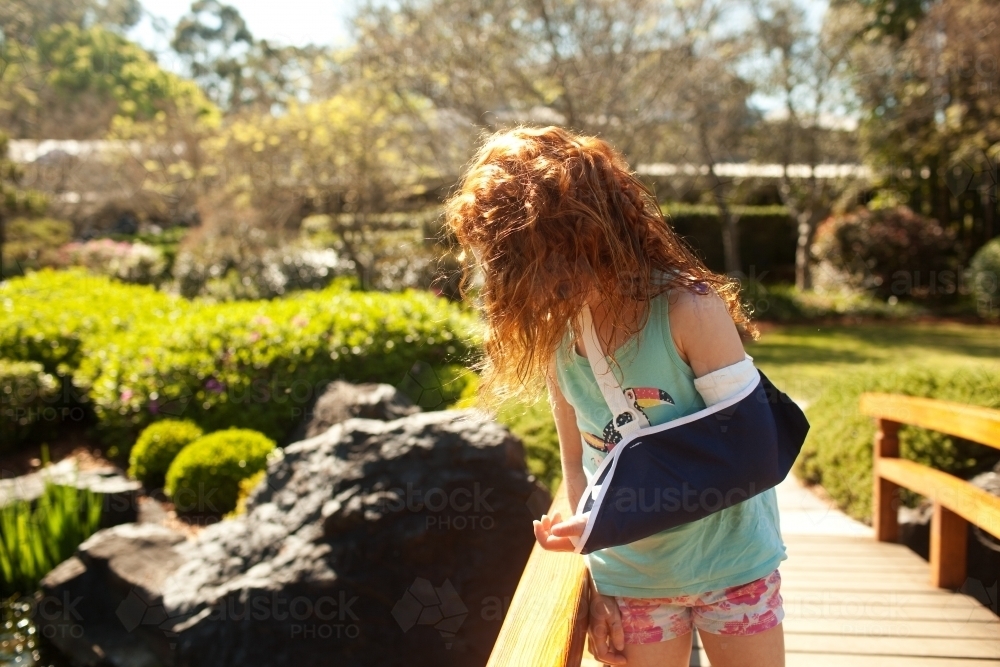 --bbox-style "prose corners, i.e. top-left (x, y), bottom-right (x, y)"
top-left (226, 469), bottom-right (266, 518)
top-left (55, 239), bottom-right (169, 286)
top-left (1, 359), bottom-right (60, 451)
top-left (128, 419), bottom-right (205, 489)
top-left (795, 364), bottom-right (1000, 522)
top-left (0, 476), bottom-right (103, 595)
top-left (452, 375), bottom-right (561, 493)
top-left (0, 217), bottom-right (73, 278)
top-left (812, 206), bottom-right (959, 301)
top-left (73, 282), bottom-right (481, 450)
top-left (968, 237), bottom-right (1000, 318)
top-left (0, 268), bottom-right (182, 375)
top-left (165, 428), bottom-right (276, 516)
